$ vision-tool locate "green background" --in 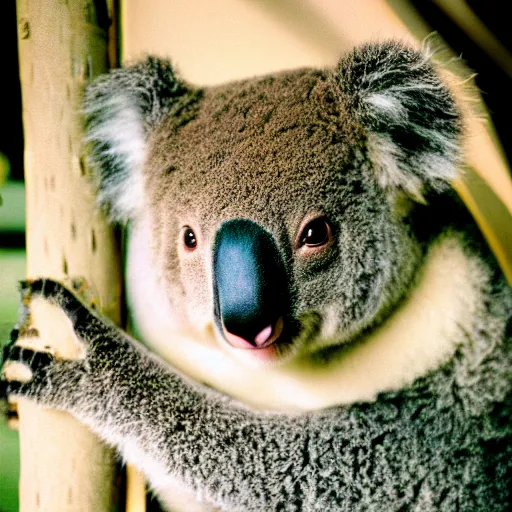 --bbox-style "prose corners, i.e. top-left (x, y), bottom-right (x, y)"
top-left (0, 182), bottom-right (25, 512)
